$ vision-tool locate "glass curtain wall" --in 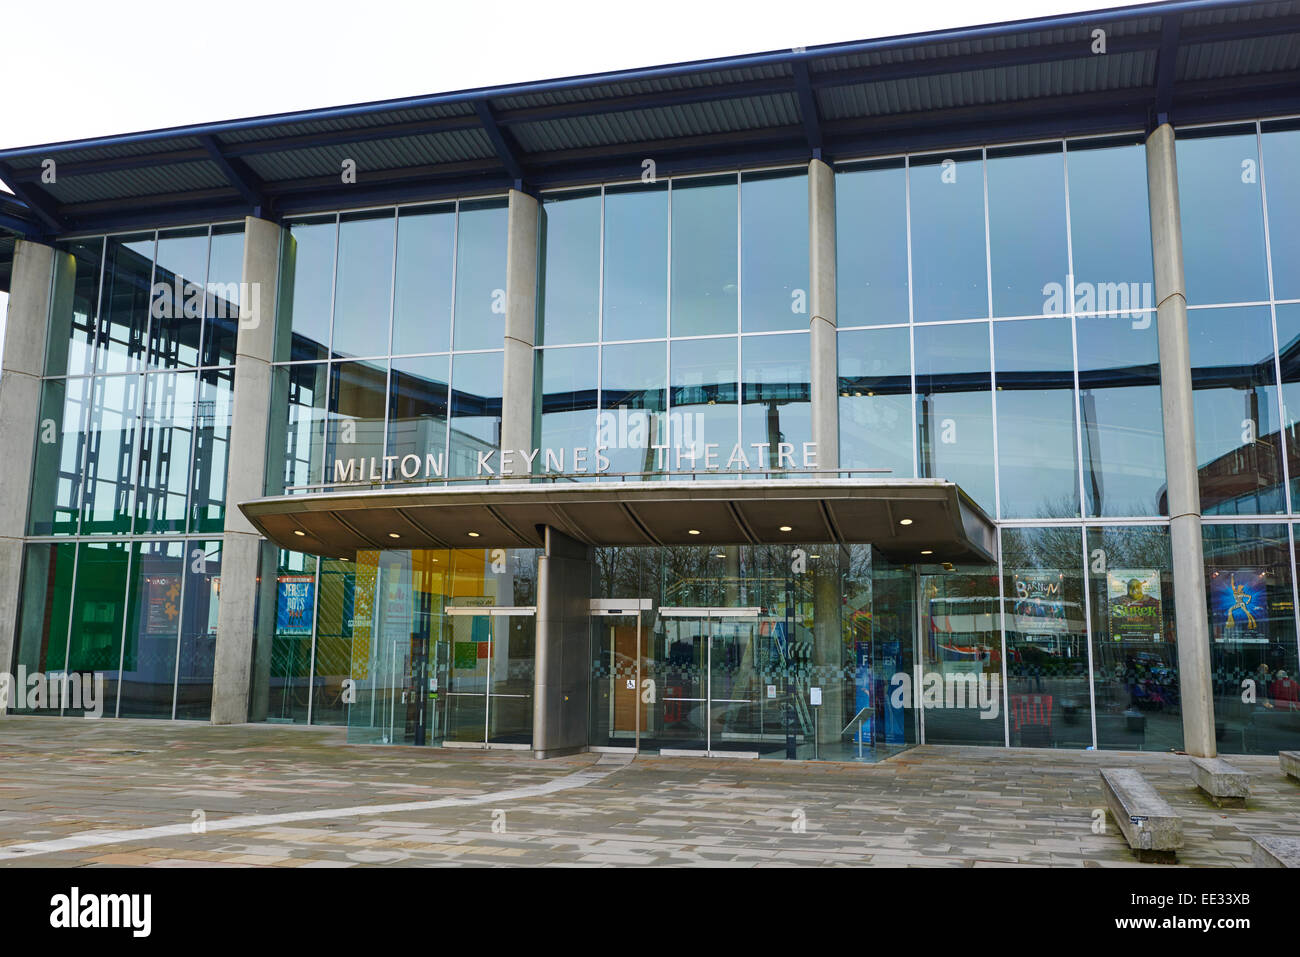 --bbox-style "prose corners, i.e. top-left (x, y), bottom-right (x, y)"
top-left (533, 170), bottom-right (810, 481)
top-left (271, 200), bottom-right (506, 495)
top-left (14, 223), bottom-right (241, 720)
